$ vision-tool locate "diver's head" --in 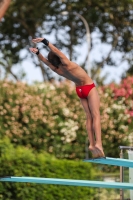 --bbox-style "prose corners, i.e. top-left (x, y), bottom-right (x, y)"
top-left (48, 51), bottom-right (61, 68)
